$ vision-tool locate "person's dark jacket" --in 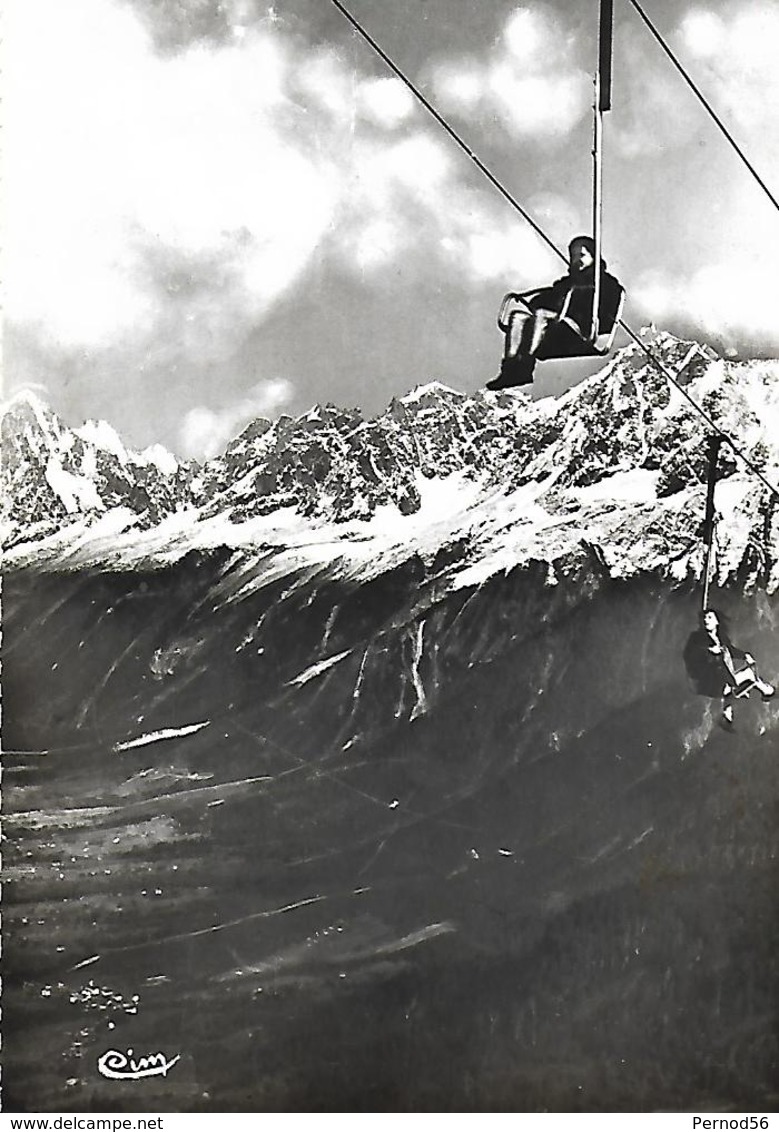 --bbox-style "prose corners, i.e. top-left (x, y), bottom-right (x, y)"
top-left (528, 263), bottom-right (622, 336)
top-left (683, 630), bottom-right (748, 697)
